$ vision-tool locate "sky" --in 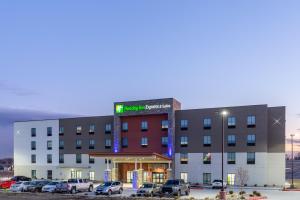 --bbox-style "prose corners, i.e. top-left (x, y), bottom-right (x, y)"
top-left (0, 0), bottom-right (300, 158)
